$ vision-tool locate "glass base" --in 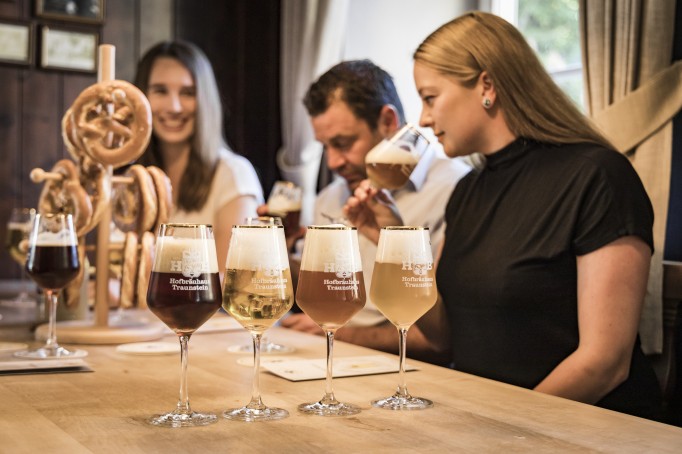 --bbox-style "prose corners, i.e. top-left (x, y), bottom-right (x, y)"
top-left (13, 346), bottom-right (88, 360)
top-left (371, 394), bottom-right (433, 410)
top-left (298, 400), bottom-right (361, 416)
top-left (229, 342), bottom-right (295, 354)
top-left (223, 406), bottom-right (289, 422)
top-left (148, 410), bottom-right (218, 428)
